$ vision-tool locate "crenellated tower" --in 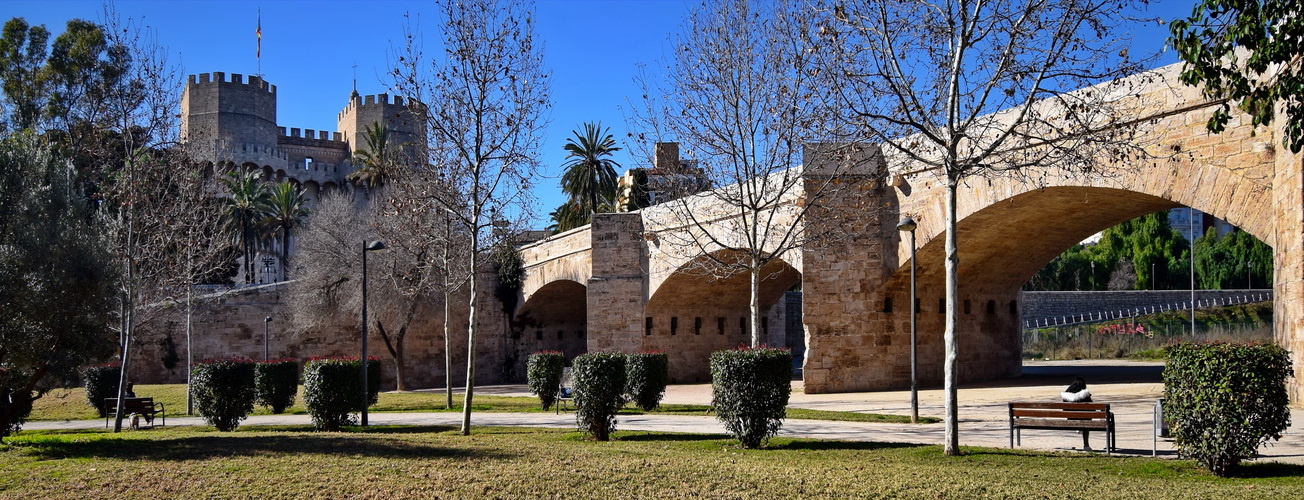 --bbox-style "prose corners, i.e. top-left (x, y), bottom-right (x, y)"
top-left (181, 72), bottom-right (284, 167)
top-left (337, 91), bottom-right (426, 163)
